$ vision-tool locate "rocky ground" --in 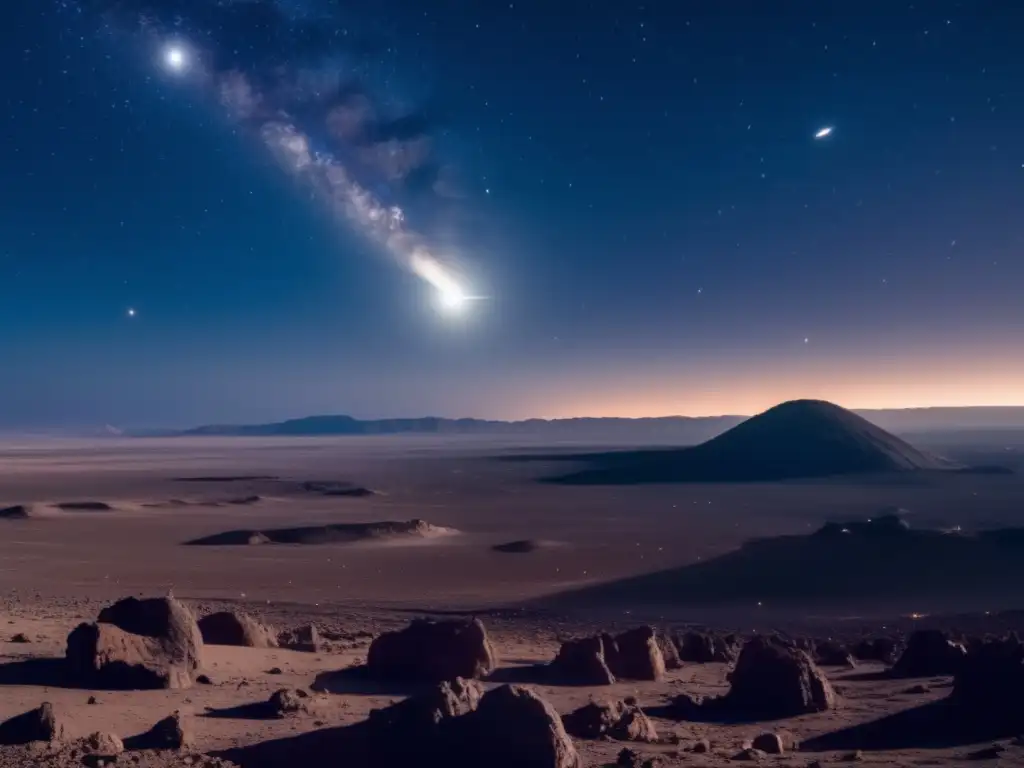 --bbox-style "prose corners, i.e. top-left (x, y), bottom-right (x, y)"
top-left (3, 595), bottom-right (1024, 768)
